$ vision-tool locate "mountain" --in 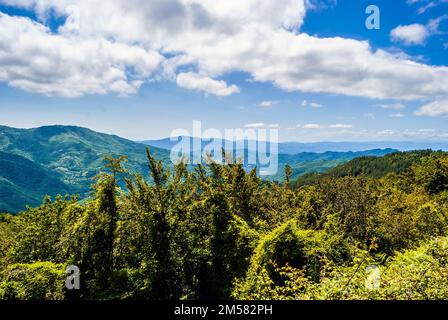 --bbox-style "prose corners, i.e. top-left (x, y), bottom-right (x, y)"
top-left (0, 125), bottom-right (171, 212)
top-left (293, 150), bottom-right (446, 187)
top-left (271, 149), bottom-right (397, 181)
top-left (0, 125), bottom-right (398, 213)
top-left (142, 138), bottom-right (448, 154)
